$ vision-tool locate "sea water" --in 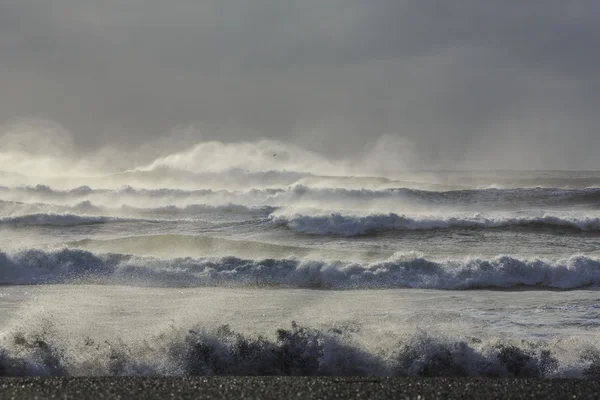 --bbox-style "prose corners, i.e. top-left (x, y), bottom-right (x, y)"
top-left (1, 164), bottom-right (600, 377)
